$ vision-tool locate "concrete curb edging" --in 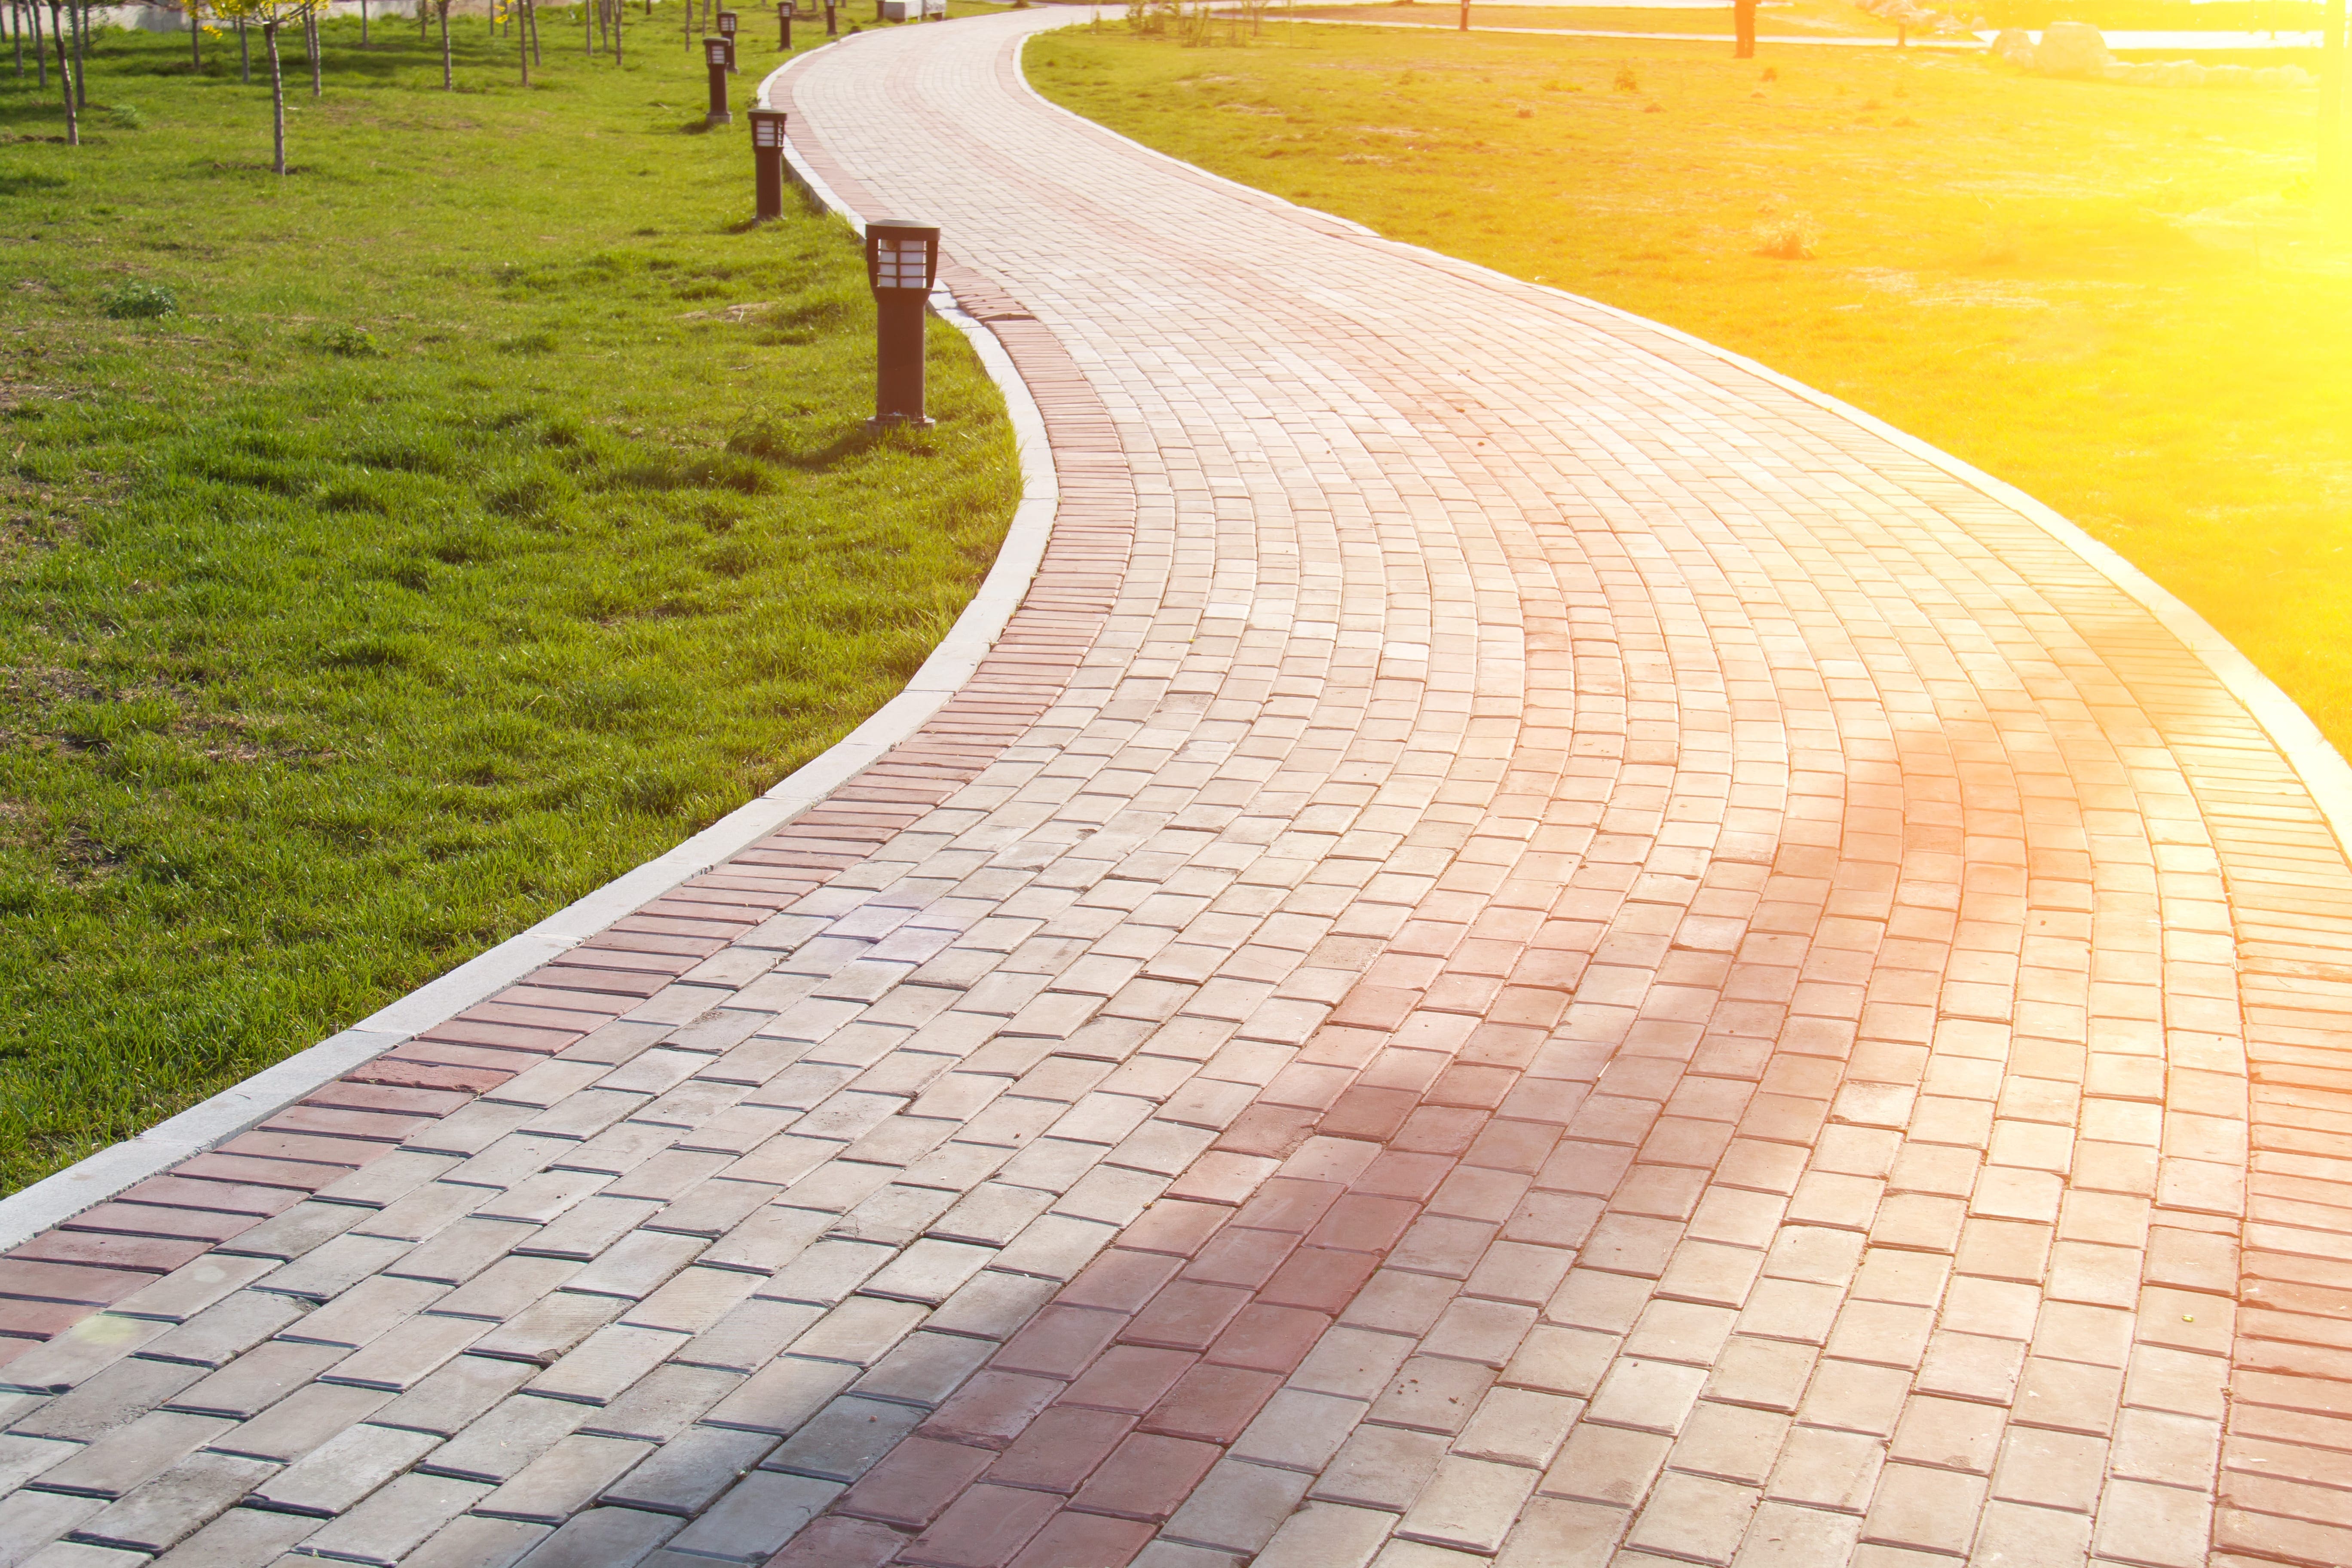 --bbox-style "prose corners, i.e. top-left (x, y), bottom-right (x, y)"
top-left (1004, 14), bottom-right (2352, 865)
top-left (0, 77), bottom-right (1062, 1253)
